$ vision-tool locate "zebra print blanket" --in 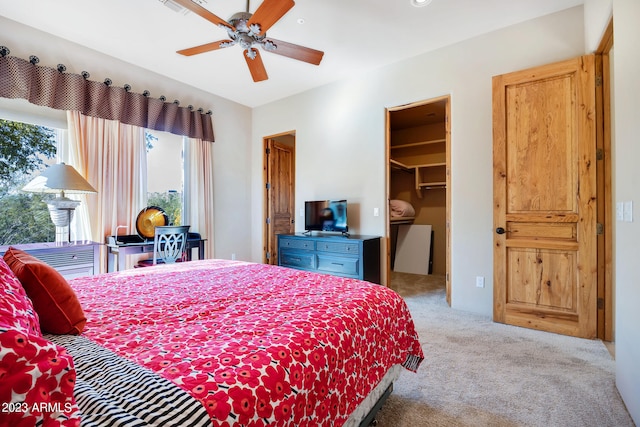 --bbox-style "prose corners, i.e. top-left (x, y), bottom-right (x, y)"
top-left (47, 334), bottom-right (211, 427)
